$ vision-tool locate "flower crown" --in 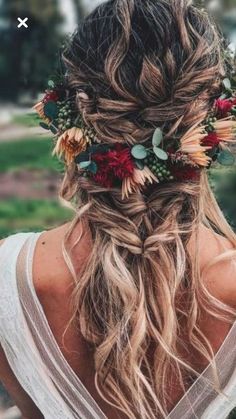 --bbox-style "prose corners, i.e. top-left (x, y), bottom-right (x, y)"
top-left (34, 77), bottom-right (236, 199)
